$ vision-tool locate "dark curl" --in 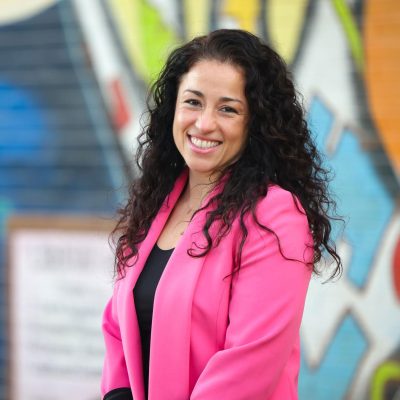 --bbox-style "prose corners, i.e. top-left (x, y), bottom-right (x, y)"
top-left (113, 29), bottom-right (342, 279)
